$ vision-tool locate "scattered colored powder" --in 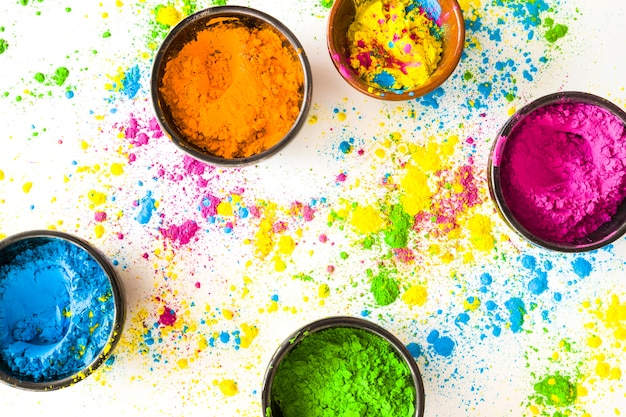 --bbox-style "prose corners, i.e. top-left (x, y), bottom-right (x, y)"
top-left (155, 4), bottom-right (181, 27)
top-left (498, 100), bottom-right (626, 244)
top-left (350, 205), bottom-right (383, 234)
top-left (51, 67), bottom-right (70, 86)
top-left (218, 379), bottom-right (238, 396)
top-left (545, 23), bottom-right (568, 43)
top-left (532, 373), bottom-right (577, 407)
top-left (347, 0), bottom-right (443, 91)
top-left (122, 65), bottom-right (141, 99)
top-left (505, 297), bottom-right (526, 333)
top-left (572, 257), bottom-right (592, 278)
top-left (426, 330), bottom-right (455, 357)
top-left (383, 204), bottom-right (412, 249)
top-left (271, 326), bottom-right (415, 417)
top-left (0, 39), bottom-right (8, 55)
top-left (159, 20), bottom-right (305, 159)
top-left (370, 268), bottom-right (399, 306)
top-left (320, 0), bottom-right (334, 8)
top-left (0, 237), bottom-right (116, 382)
top-left (402, 284), bottom-right (427, 307)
